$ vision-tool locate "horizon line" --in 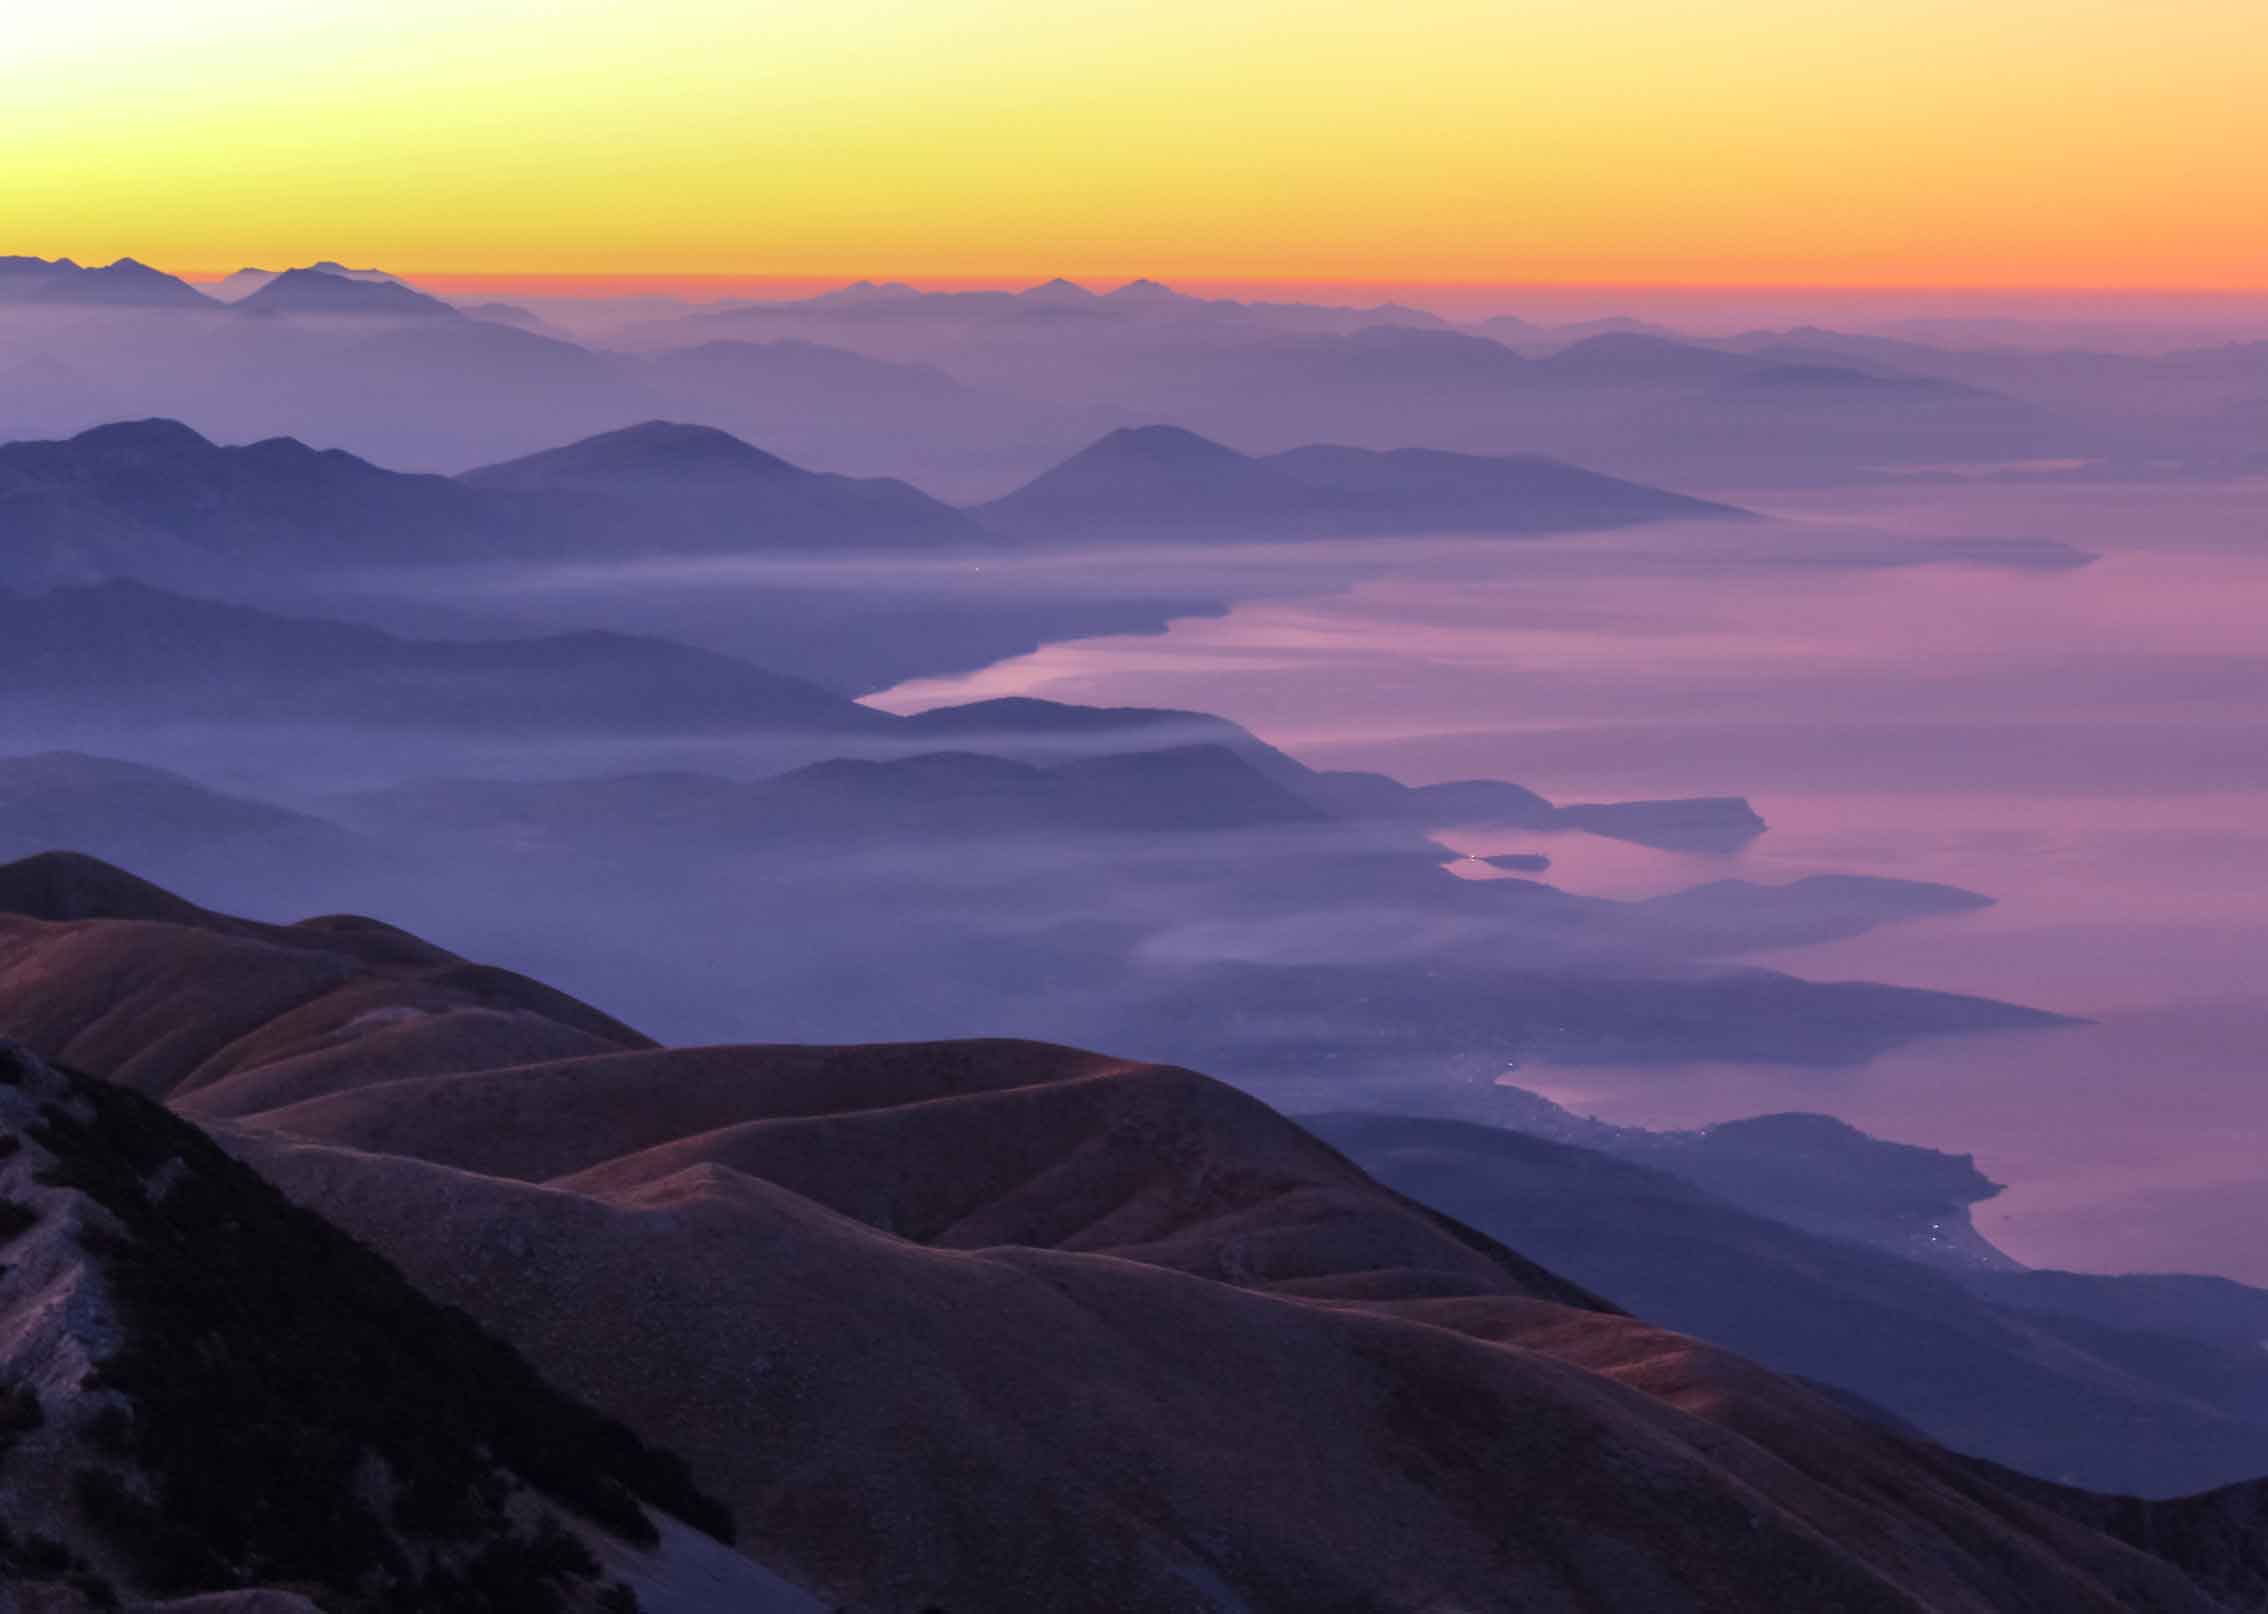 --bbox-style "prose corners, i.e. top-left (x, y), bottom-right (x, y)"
top-left (164, 267), bottom-right (2268, 299)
